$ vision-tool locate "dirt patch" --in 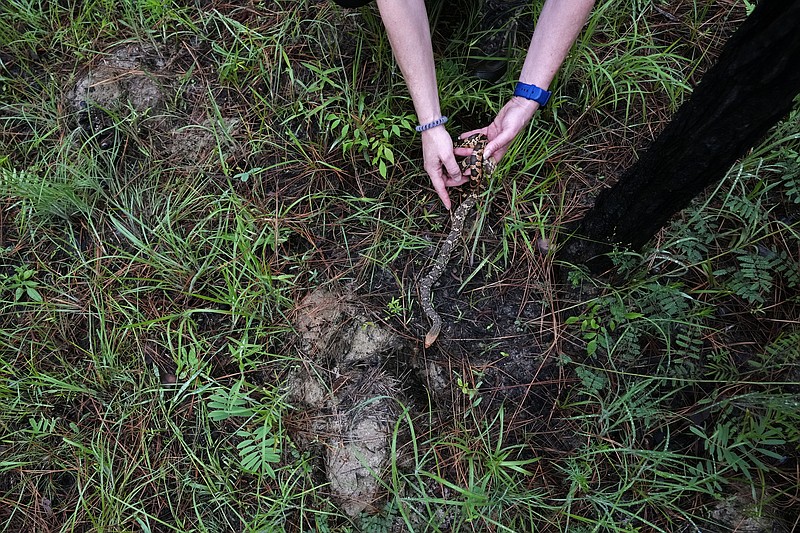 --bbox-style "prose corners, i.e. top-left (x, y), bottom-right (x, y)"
top-left (710, 488), bottom-right (794, 532)
top-left (67, 43), bottom-right (242, 165)
top-left (285, 276), bottom-right (564, 519)
top-left (289, 287), bottom-right (411, 517)
top-left (69, 43), bottom-right (173, 113)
